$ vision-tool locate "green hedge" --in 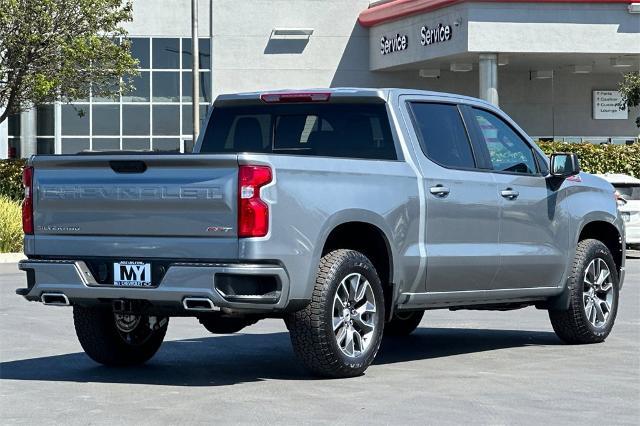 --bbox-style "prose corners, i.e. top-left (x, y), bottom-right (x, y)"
top-left (0, 196), bottom-right (22, 253)
top-left (536, 141), bottom-right (639, 178)
top-left (0, 159), bottom-right (26, 201)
